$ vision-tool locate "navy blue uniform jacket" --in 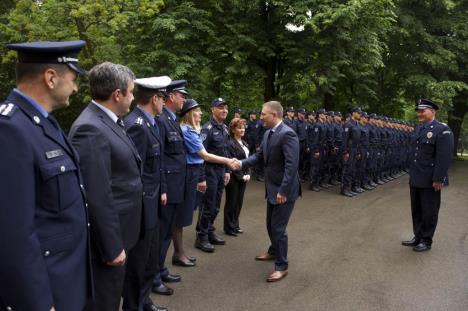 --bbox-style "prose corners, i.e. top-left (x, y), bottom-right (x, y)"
top-left (0, 91), bottom-right (90, 311)
top-left (125, 108), bottom-right (165, 231)
top-left (410, 119), bottom-right (453, 188)
top-left (242, 122), bottom-right (301, 204)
